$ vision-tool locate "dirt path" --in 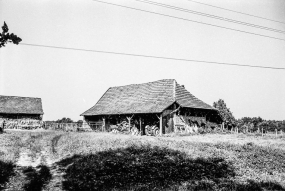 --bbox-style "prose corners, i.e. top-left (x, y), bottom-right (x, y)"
top-left (4, 132), bottom-right (66, 191)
